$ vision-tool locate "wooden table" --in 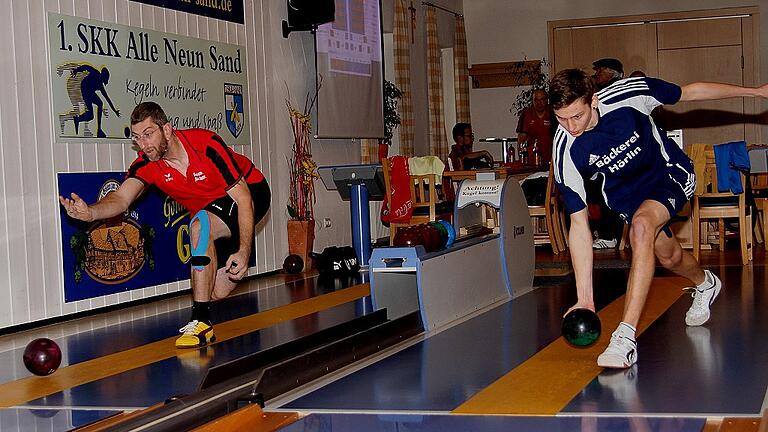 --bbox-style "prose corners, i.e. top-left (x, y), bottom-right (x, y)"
top-left (443, 165), bottom-right (544, 182)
